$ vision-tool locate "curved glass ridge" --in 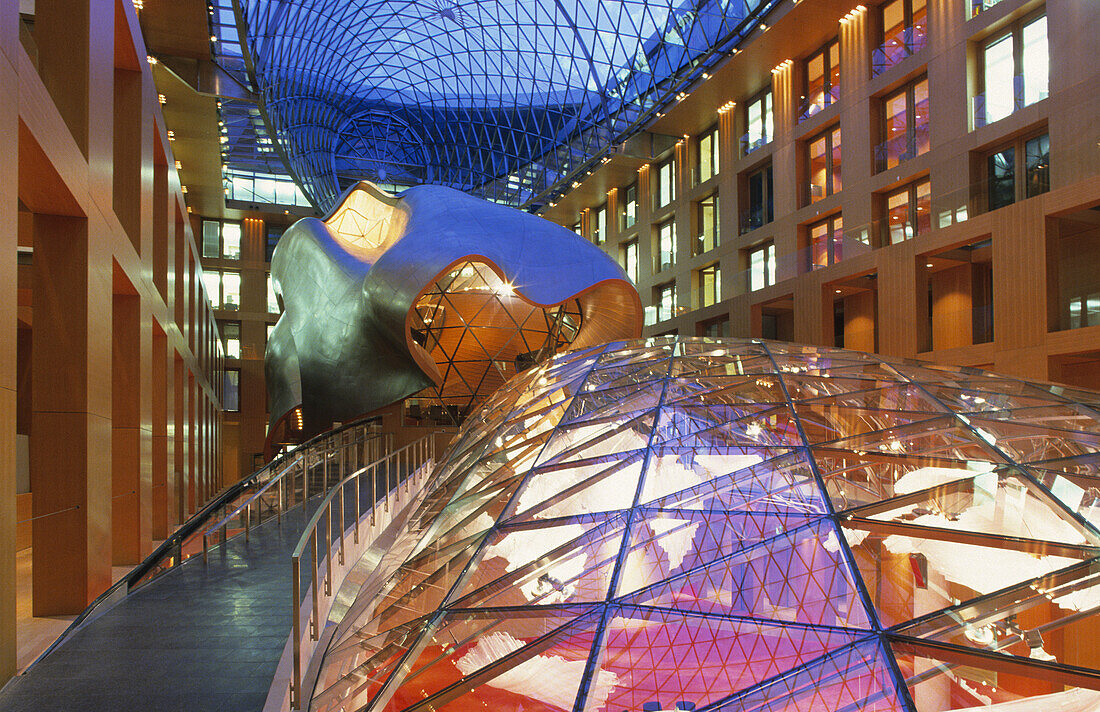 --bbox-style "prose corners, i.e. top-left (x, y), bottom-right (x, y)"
top-left (312, 336), bottom-right (1100, 711)
top-left (234, 0), bottom-right (778, 210)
